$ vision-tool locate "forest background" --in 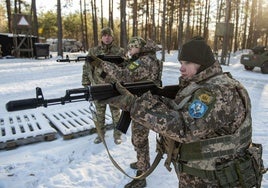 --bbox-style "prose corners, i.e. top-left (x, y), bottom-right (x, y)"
top-left (0, 0), bottom-right (268, 62)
